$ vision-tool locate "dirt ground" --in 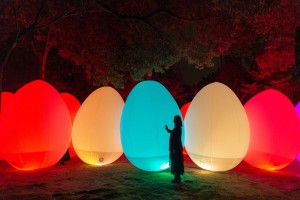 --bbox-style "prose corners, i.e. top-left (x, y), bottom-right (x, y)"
top-left (1, 154), bottom-right (300, 200)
